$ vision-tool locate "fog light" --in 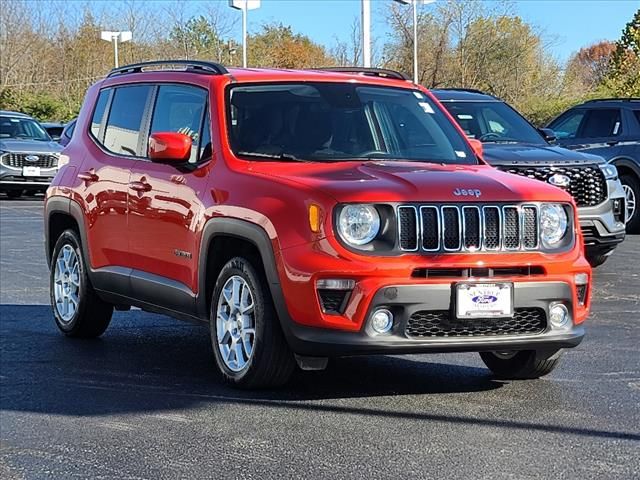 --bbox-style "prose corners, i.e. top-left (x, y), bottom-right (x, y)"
top-left (575, 273), bottom-right (588, 285)
top-left (371, 309), bottom-right (394, 334)
top-left (549, 304), bottom-right (569, 328)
